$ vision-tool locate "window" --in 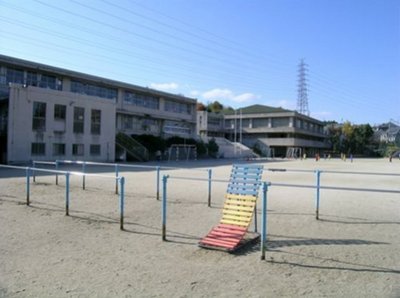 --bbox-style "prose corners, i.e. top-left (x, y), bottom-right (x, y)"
top-left (32, 102), bottom-right (46, 131)
top-left (71, 80), bottom-right (117, 100)
top-left (31, 143), bottom-right (45, 155)
top-left (73, 107), bottom-right (84, 133)
top-left (72, 144), bottom-right (84, 156)
top-left (54, 104), bottom-right (66, 120)
top-left (91, 109), bottom-right (101, 135)
top-left (39, 74), bottom-right (57, 89)
top-left (53, 143), bottom-right (65, 156)
top-left (27, 71), bottom-right (38, 86)
top-left (164, 100), bottom-right (191, 114)
top-left (6, 68), bottom-right (24, 84)
top-left (122, 115), bottom-right (133, 130)
top-left (90, 144), bottom-right (101, 155)
top-left (124, 91), bottom-right (159, 109)
top-left (163, 120), bottom-right (191, 135)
